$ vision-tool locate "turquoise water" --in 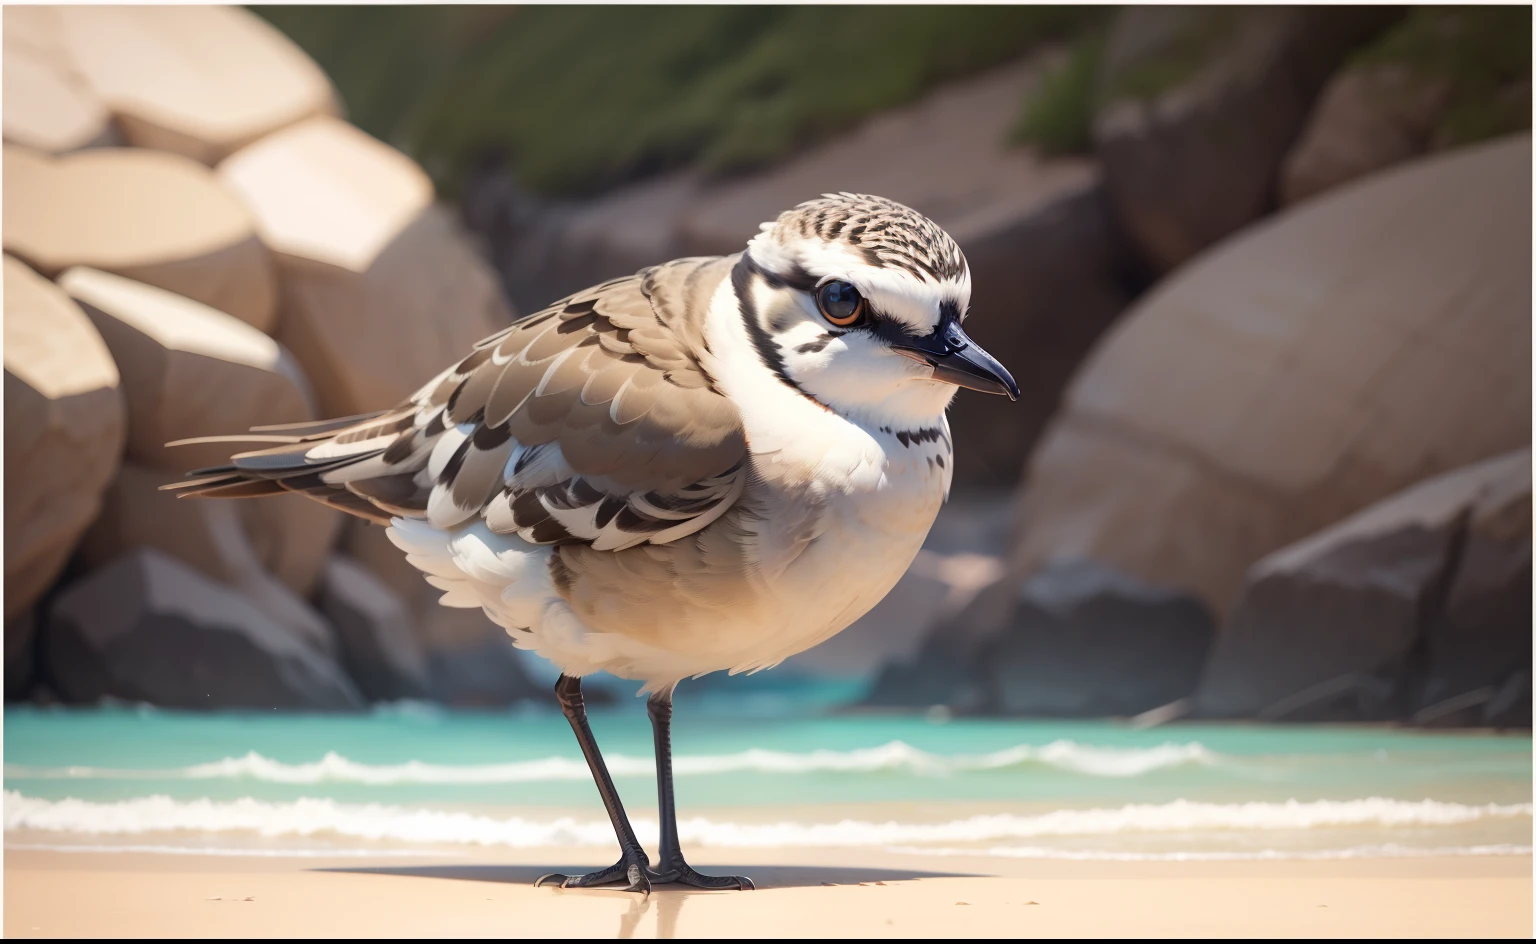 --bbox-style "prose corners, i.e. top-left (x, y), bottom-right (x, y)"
top-left (5, 694), bottom-right (1531, 861)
